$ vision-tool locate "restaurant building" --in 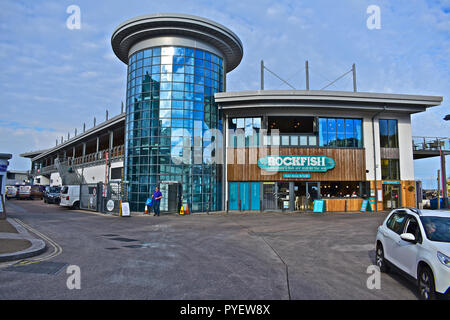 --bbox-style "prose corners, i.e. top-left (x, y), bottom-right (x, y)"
top-left (215, 90), bottom-right (442, 212)
top-left (22, 13), bottom-right (444, 213)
